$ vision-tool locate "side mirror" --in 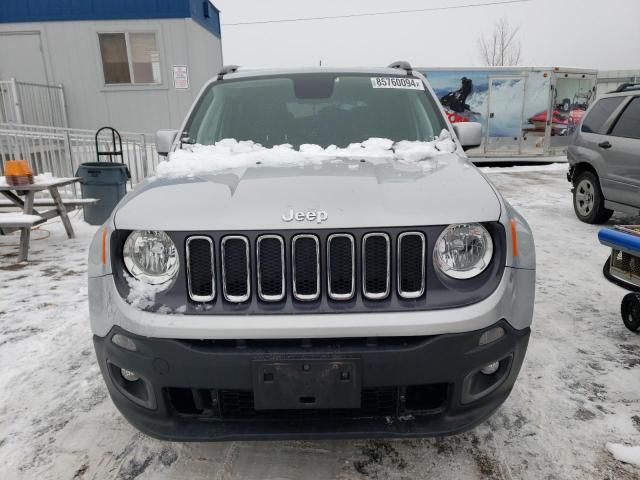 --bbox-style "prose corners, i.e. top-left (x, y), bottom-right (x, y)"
top-left (156, 129), bottom-right (179, 156)
top-left (452, 122), bottom-right (482, 151)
